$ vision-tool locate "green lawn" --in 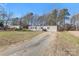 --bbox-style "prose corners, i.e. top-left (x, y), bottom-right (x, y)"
top-left (0, 31), bottom-right (41, 47)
